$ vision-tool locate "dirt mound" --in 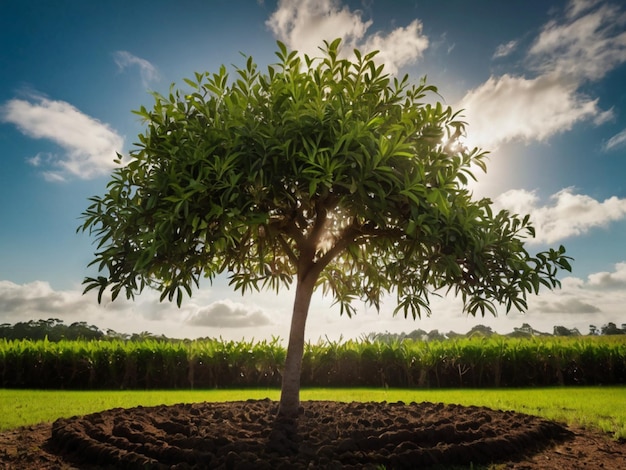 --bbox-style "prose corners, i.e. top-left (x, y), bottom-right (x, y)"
top-left (46, 399), bottom-right (573, 469)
